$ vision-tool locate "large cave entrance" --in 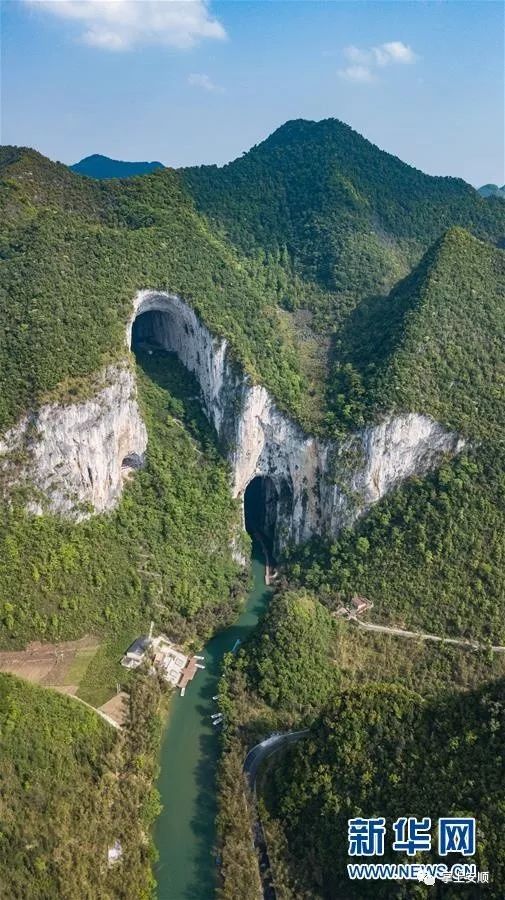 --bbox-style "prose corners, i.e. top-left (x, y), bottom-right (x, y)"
top-left (131, 309), bottom-right (171, 353)
top-left (244, 475), bottom-right (292, 563)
